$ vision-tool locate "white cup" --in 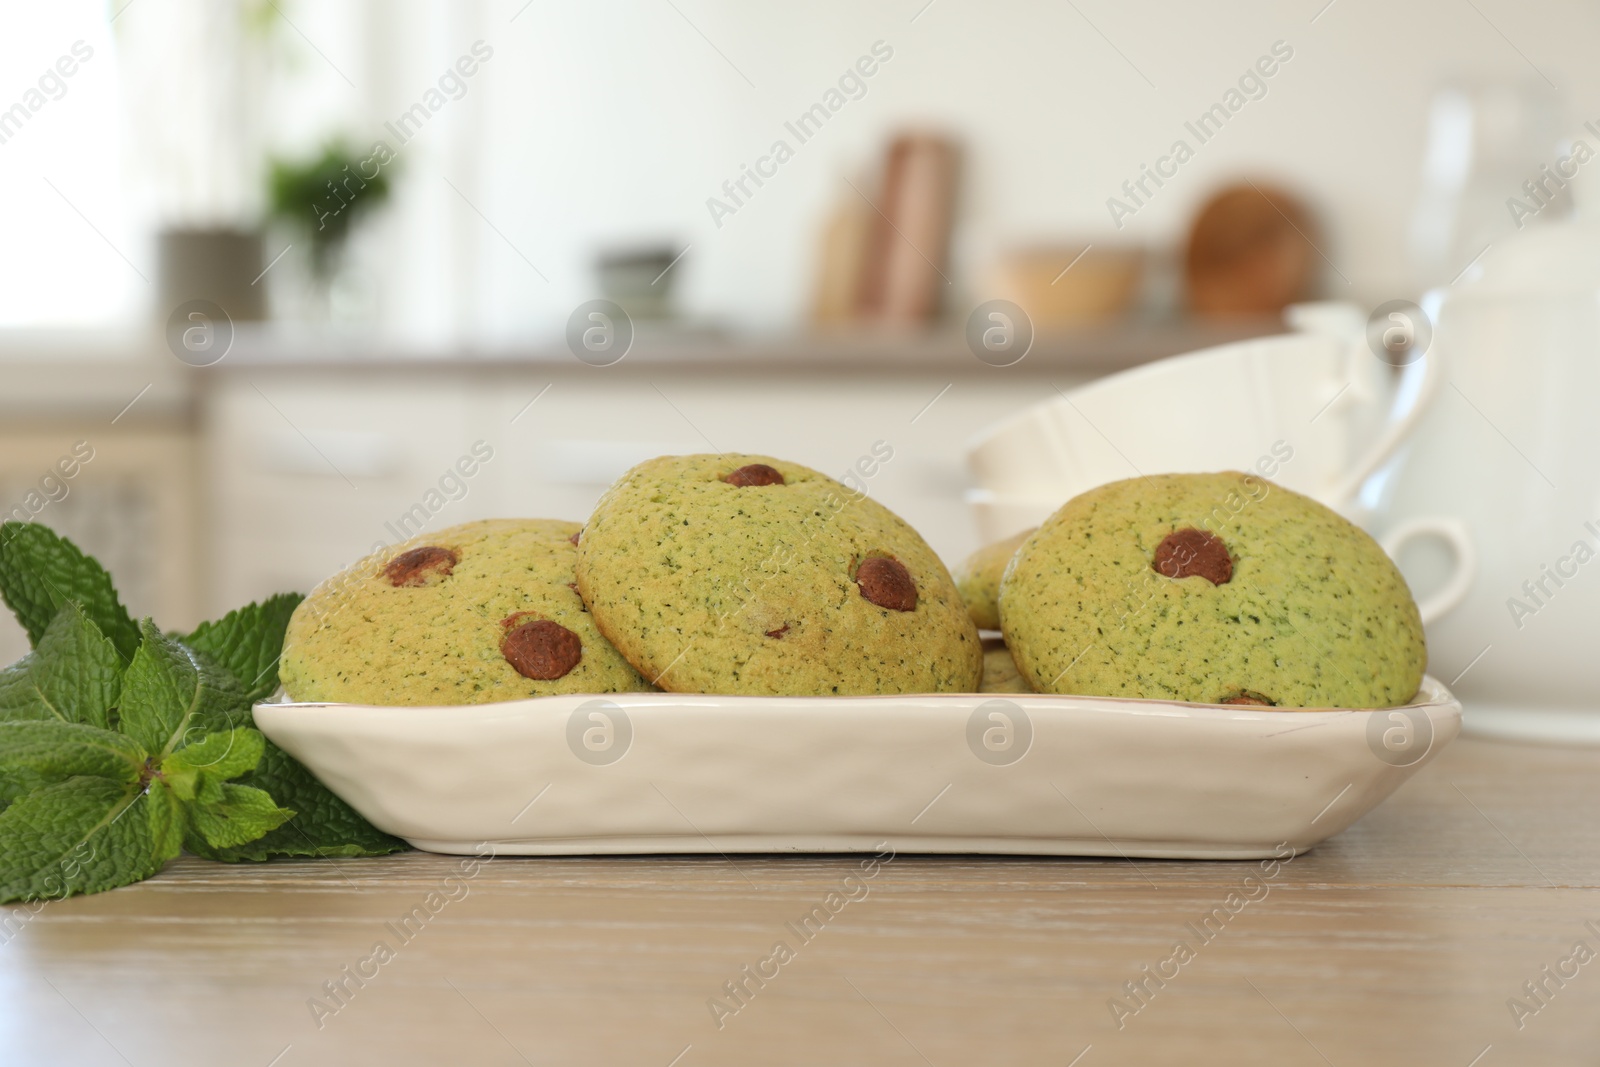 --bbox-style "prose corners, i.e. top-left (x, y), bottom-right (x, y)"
top-left (966, 329), bottom-right (1472, 625)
